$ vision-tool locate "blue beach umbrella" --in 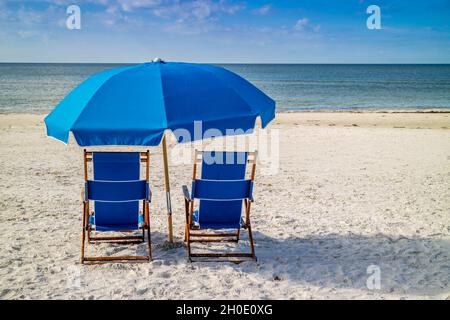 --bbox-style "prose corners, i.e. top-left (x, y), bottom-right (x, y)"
top-left (45, 60), bottom-right (276, 242)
